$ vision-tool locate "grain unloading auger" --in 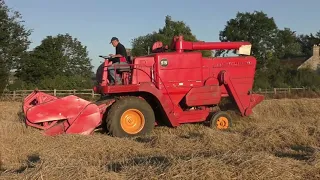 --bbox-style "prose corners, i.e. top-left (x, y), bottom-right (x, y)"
top-left (22, 35), bottom-right (264, 137)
